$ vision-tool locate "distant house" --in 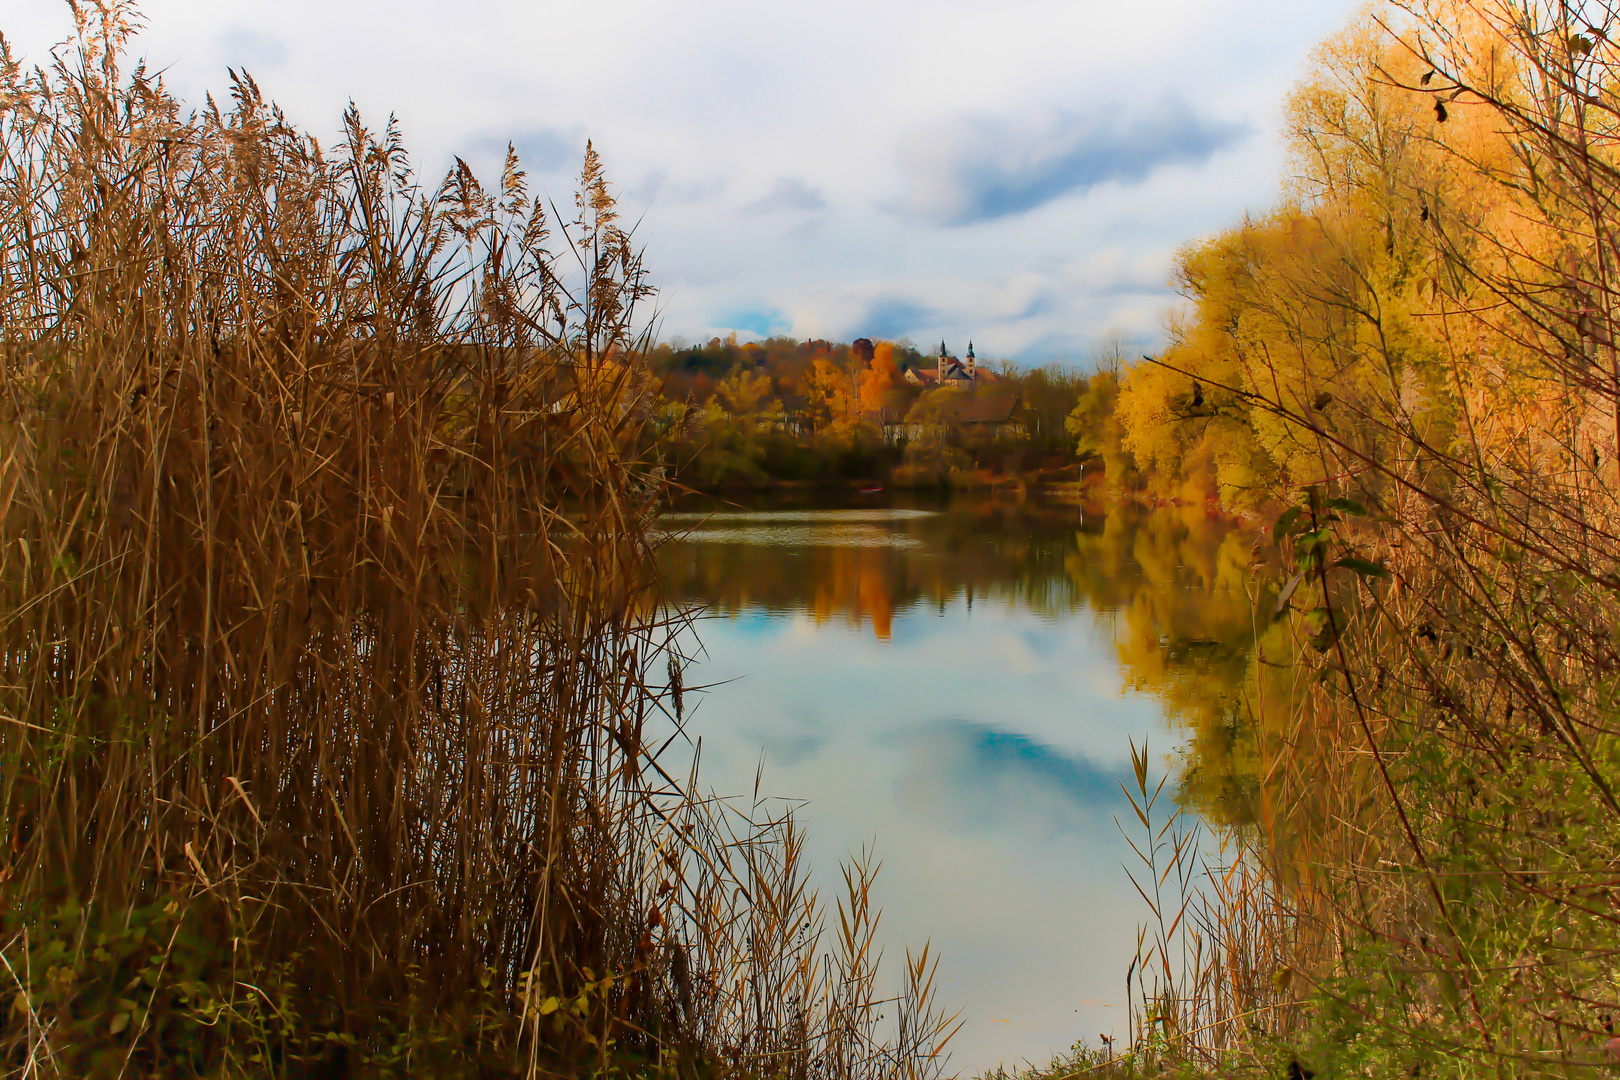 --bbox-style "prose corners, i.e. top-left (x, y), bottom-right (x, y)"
top-left (944, 393), bottom-right (1019, 427)
top-left (898, 390), bottom-right (1023, 442)
top-left (905, 341), bottom-right (996, 390)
